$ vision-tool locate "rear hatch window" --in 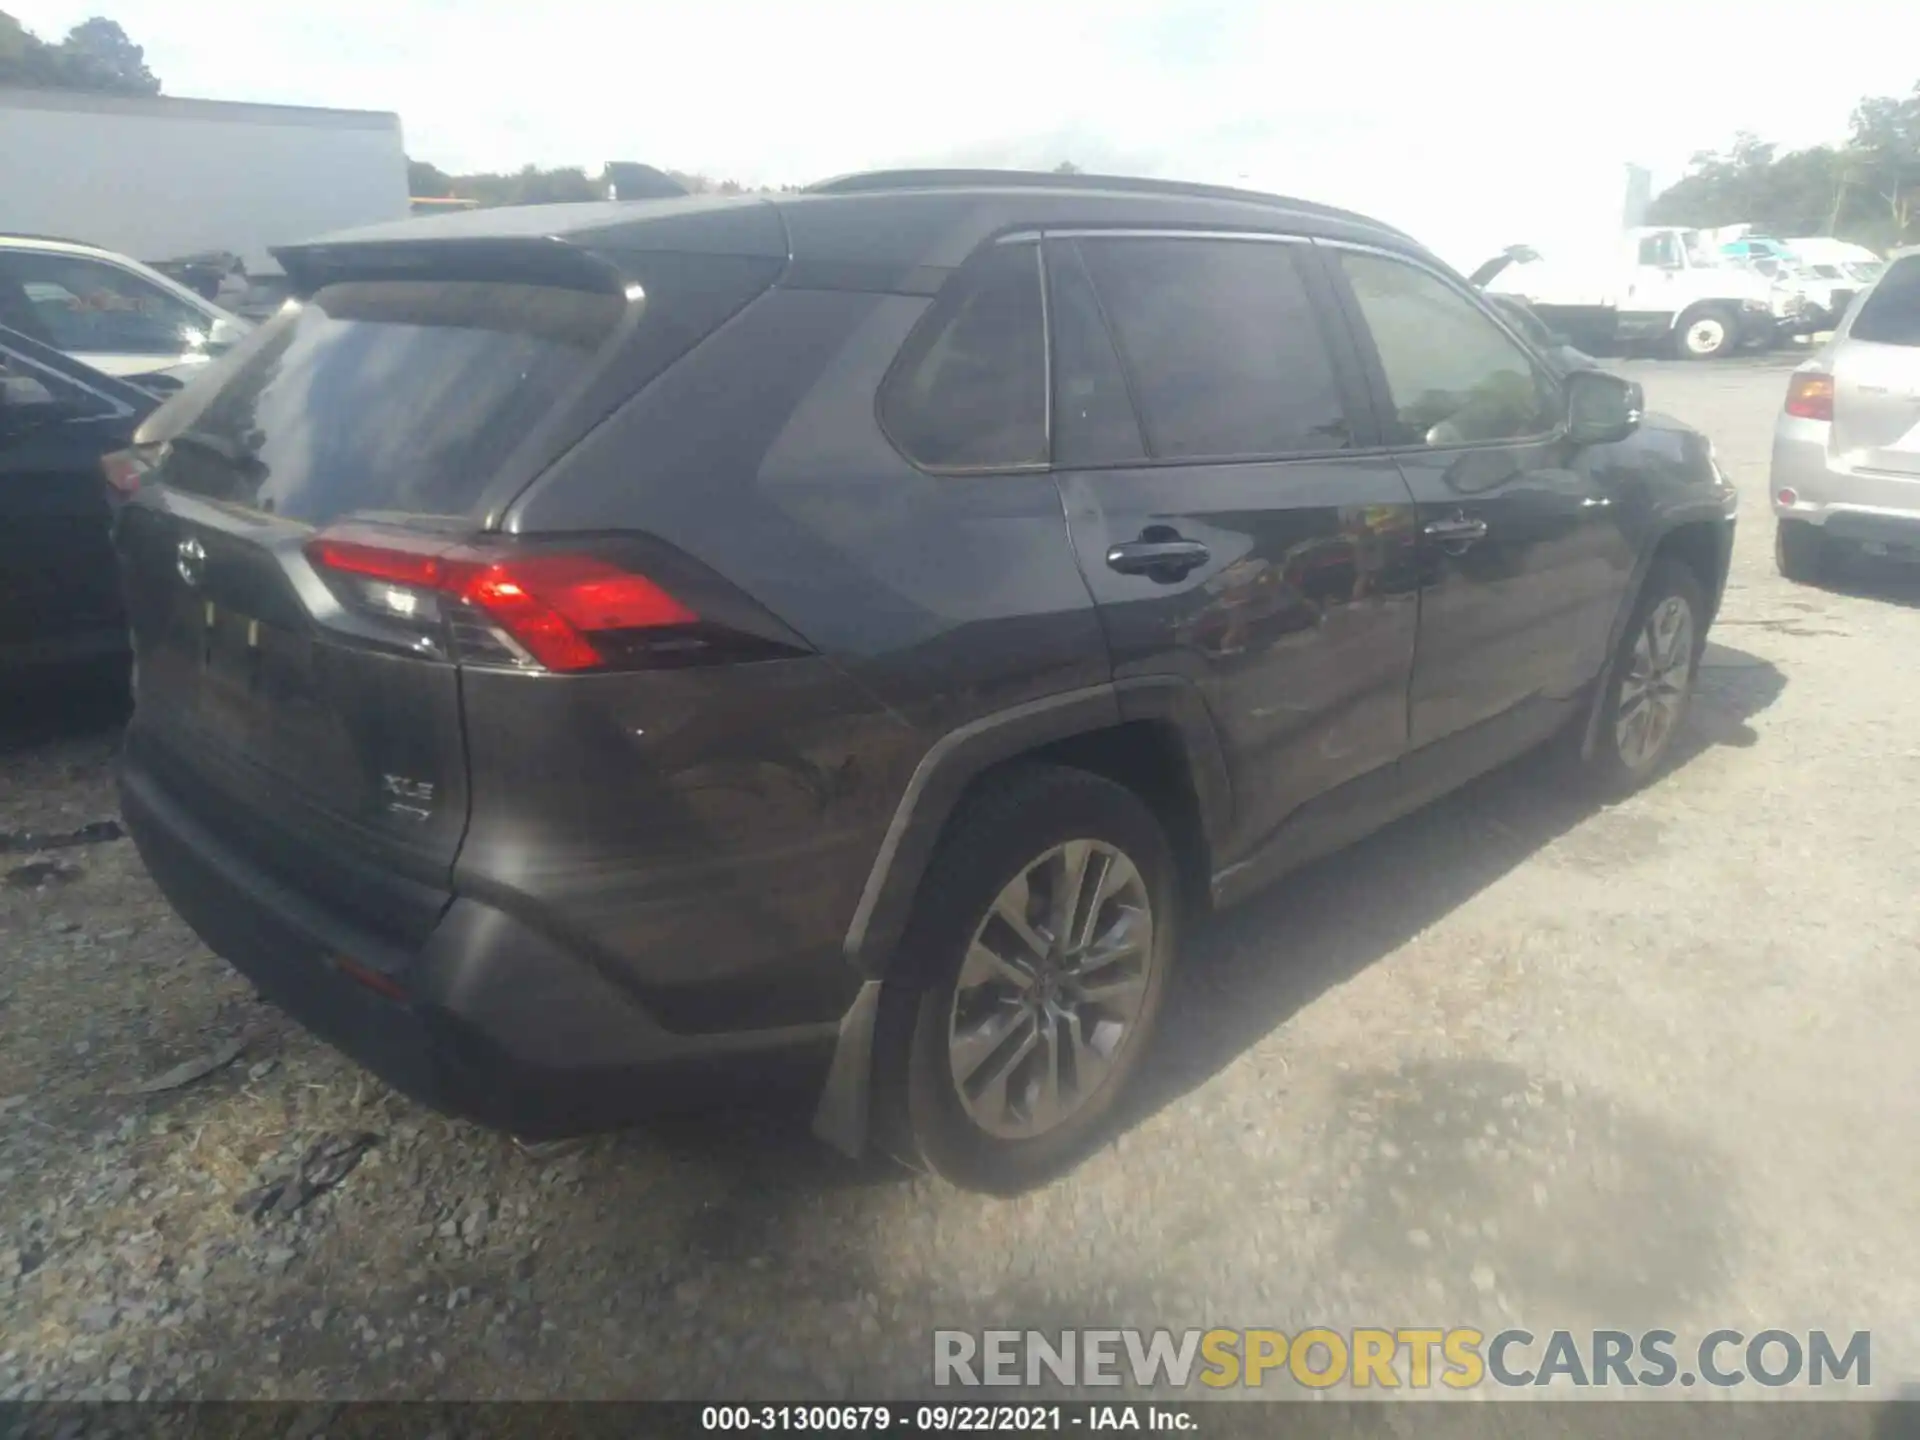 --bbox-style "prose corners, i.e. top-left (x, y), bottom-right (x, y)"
top-left (138, 279), bottom-right (623, 521)
top-left (1851, 256), bottom-right (1920, 347)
